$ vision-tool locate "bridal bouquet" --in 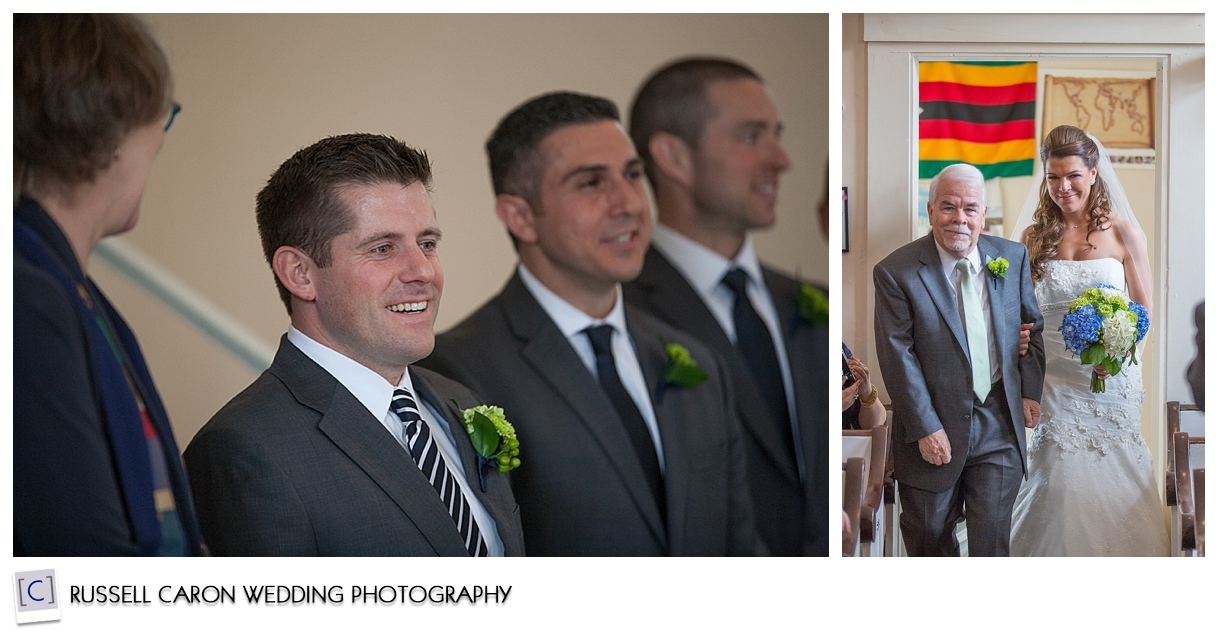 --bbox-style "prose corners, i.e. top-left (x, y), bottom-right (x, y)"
top-left (1060, 284), bottom-right (1150, 393)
